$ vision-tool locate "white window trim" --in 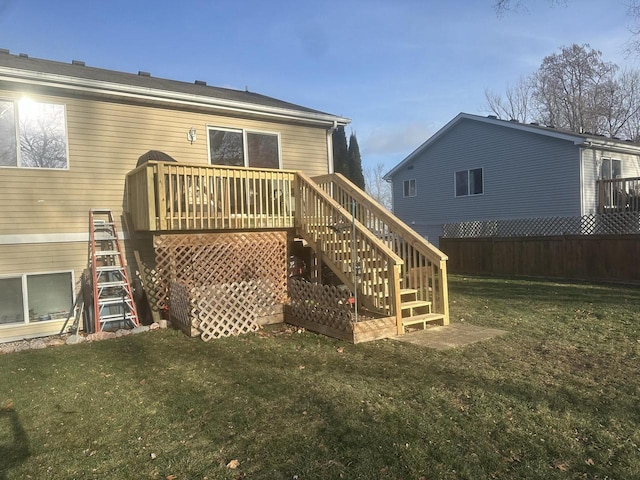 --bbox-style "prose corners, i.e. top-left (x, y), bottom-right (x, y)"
top-left (0, 269), bottom-right (75, 328)
top-left (206, 125), bottom-right (282, 169)
top-left (454, 167), bottom-right (484, 198)
top-left (403, 178), bottom-right (416, 198)
top-left (0, 96), bottom-right (70, 171)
